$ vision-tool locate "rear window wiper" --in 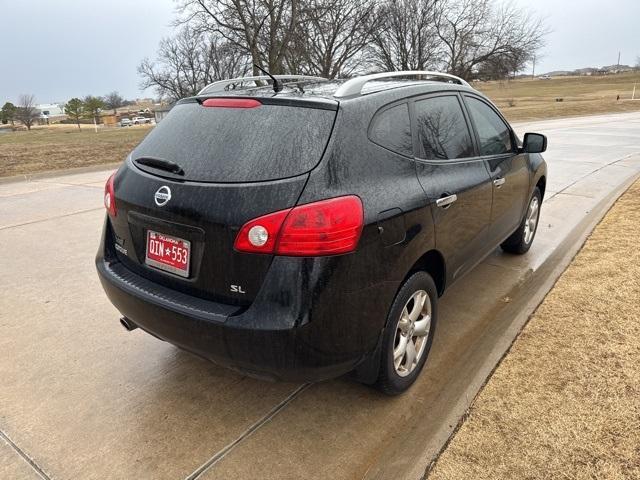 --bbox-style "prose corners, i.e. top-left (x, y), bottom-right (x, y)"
top-left (134, 157), bottom-right (184, 175)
